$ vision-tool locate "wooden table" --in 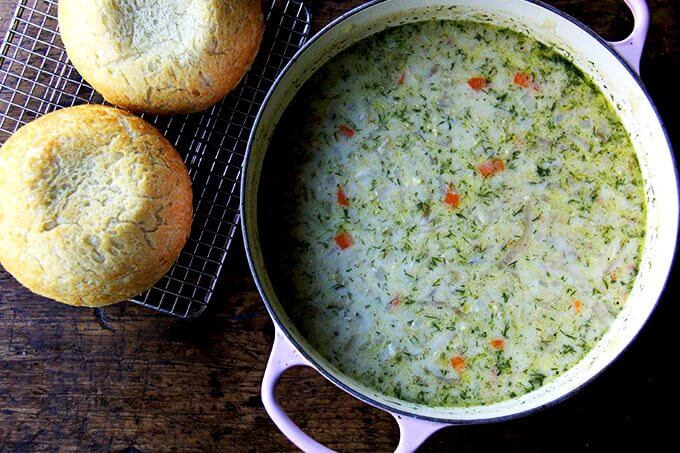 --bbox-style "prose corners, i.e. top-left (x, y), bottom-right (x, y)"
top-left (1, 1), bottom-right (678, 451)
